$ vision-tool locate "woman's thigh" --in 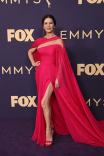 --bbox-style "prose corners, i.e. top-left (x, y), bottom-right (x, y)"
top-left (41, 82), bottom-right (54, 107)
